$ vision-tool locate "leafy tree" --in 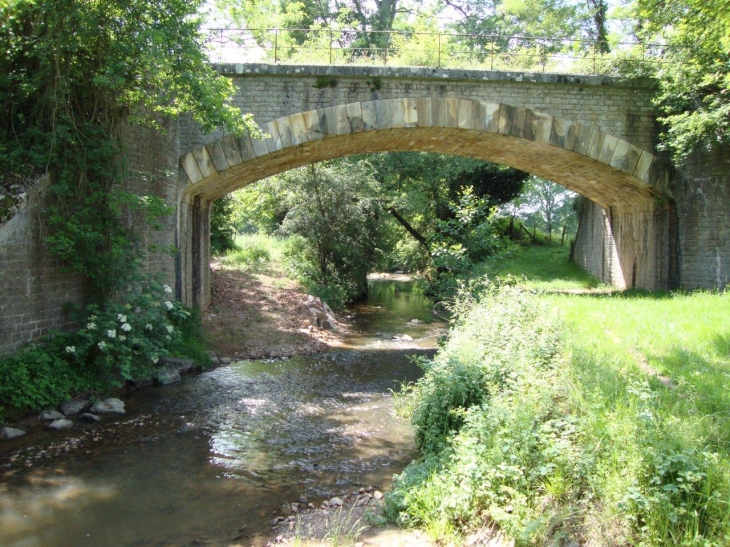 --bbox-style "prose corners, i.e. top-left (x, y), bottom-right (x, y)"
top-left (210, 196), bottom-right (238, 255)
top-left (505, 176), bottom-right (578, 241)
top-left (630, 0), bottom-right (730, 162)
top-left (0, 0), bottom-right (252, 302)
top-left (278, 161), bottom-right (383, 303)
